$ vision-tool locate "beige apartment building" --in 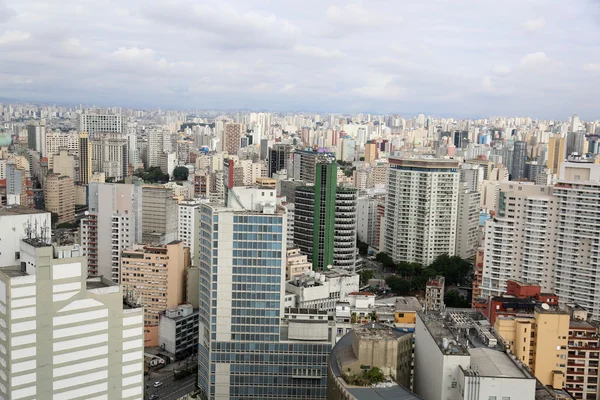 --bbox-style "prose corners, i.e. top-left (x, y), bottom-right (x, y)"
top-left (121, 240), bottom-right (189, 346)
top-left (141, 186), bottom-right (178, 244)
top-left (494, 305), bottom-right (570, 388)
top-left (286, 248), bottom-right (311, 280)
top-left (0, 238), bottom-right (144, 399)
top-left (45, 173), bottom-right (75, 224)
